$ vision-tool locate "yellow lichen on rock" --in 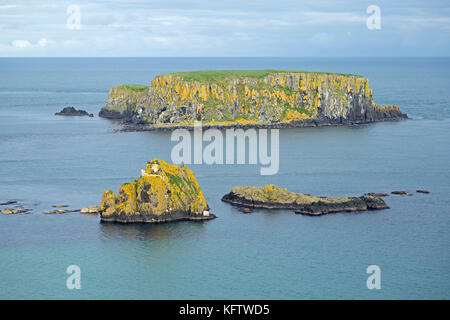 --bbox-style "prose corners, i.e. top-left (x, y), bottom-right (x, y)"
top-left (99, 159), bottom-right (211, 223)
top-left (99, 70), bottom-right (406, 126)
